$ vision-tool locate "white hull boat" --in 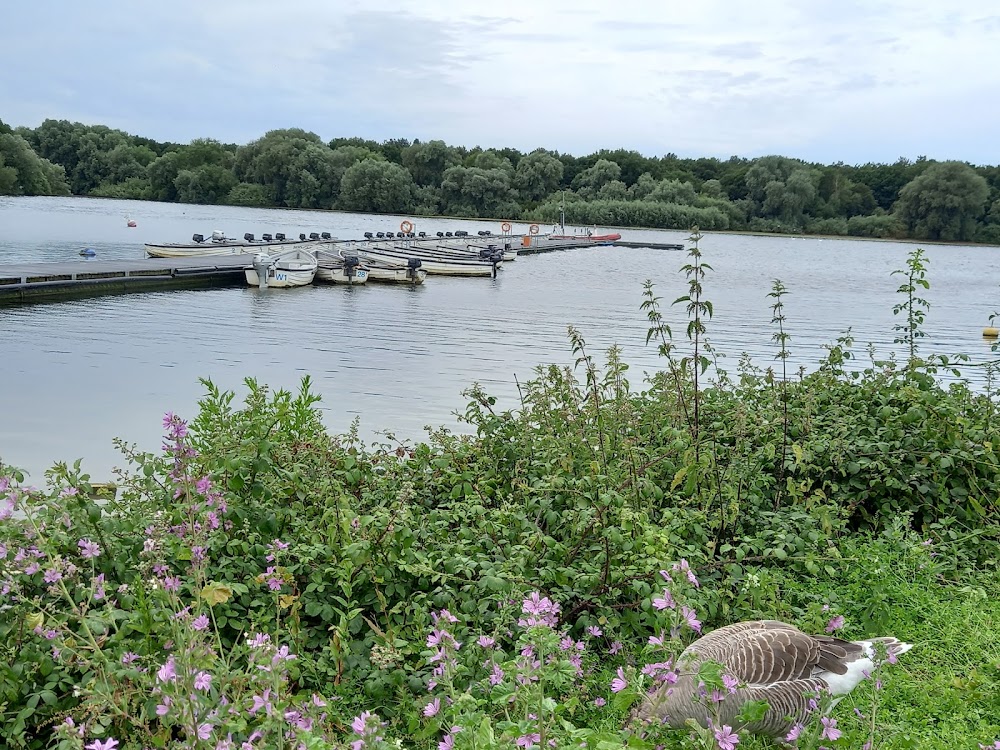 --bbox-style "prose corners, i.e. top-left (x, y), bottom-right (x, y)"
top-left (146, 230), bottom-right (331, 258)
top-left (358, 242), bottom-right (501, 277)
top-left (245, 247), bottom-right (318, 288)
top-left (145, 230), bottom-right (248, 258)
